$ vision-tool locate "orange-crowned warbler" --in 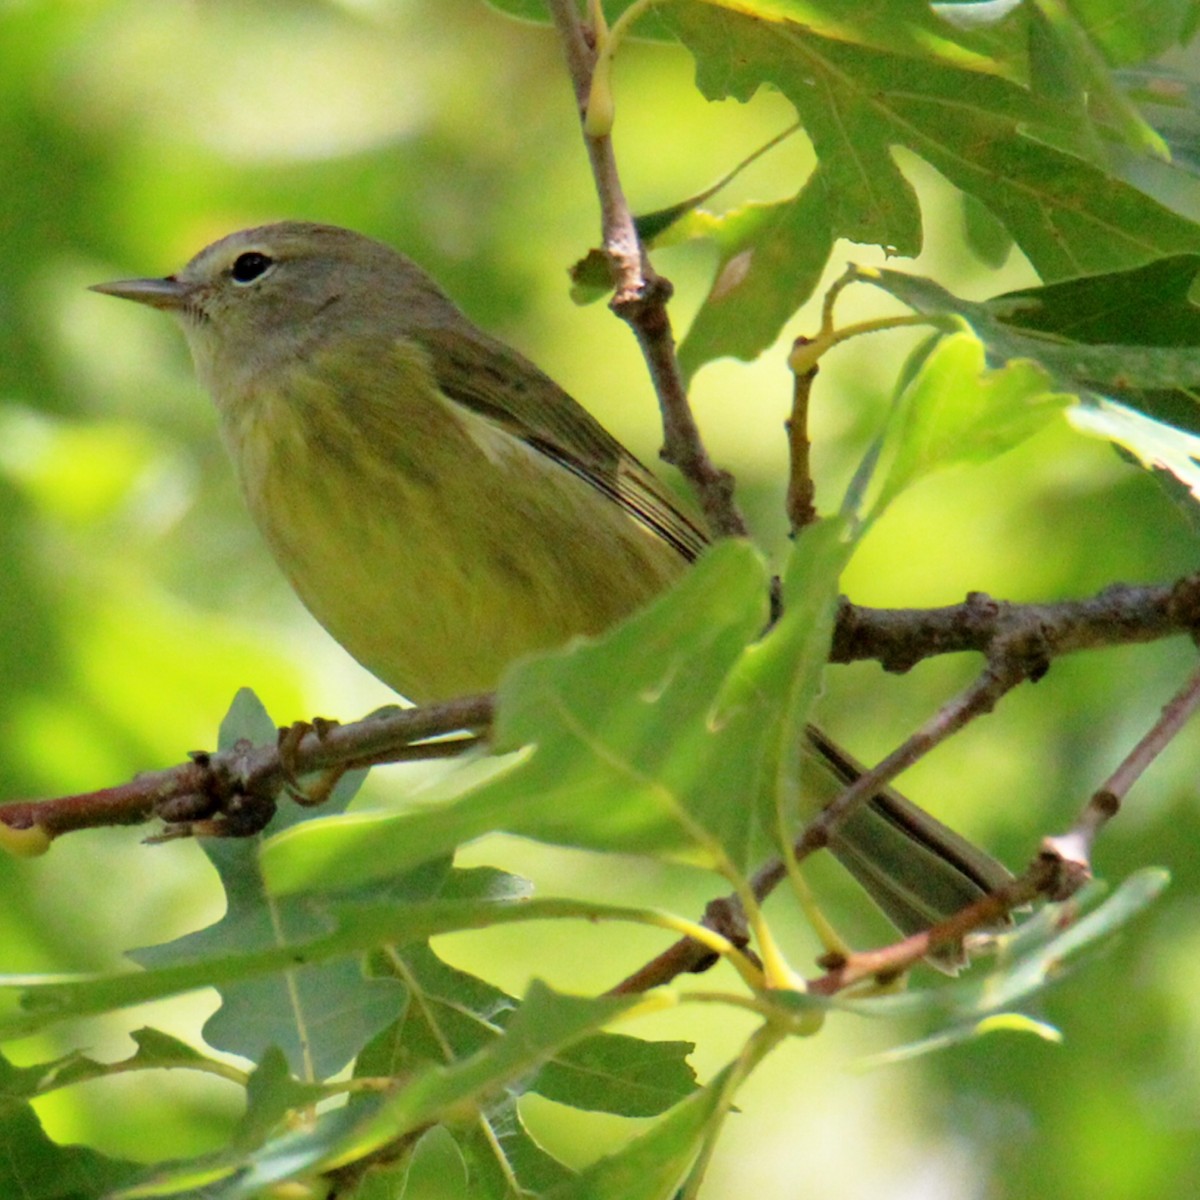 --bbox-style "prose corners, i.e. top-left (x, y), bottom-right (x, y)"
top-left (94, 222), bottom-right (1009, 961)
